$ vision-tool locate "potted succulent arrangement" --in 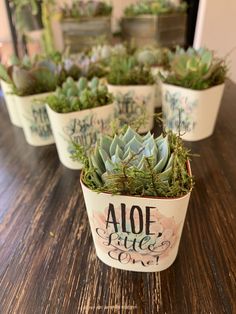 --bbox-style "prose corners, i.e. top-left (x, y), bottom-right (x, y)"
top-left (161, 47), bottom-right (227, 141)
top-left (8, 52), bottom-right (82, 146)
top-left (60, 1), bottom-right (113, 53)
top-left (107, 55), bottom-right (156, 133)
top-left (73, 124), bottom-right (193, 272)
top-left (12, 60), bottom-right (57, 146)
top-left (79, 43), bottom-right (127, 80)
top-left (46, 77), bottom-right (114, 169)
top-left (121, 0), bottom-right (187, 48)
top-left (0, 61), bottom-right (22, 127)
top-left (136, 46), bottom-right (170, 108)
